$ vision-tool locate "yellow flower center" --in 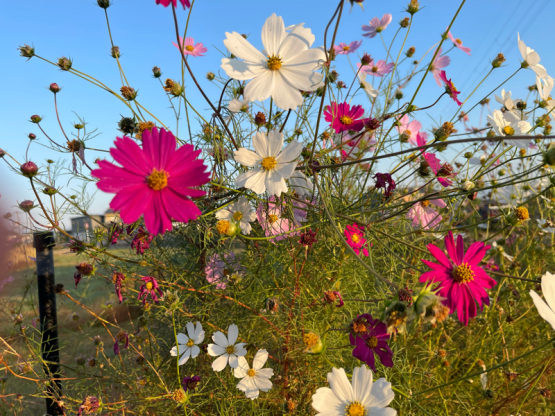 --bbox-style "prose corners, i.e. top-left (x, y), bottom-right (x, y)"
top-left (365, 336), bottom-right (378, 349)
top-left (147, 169), bottom-right (168, 190)
top-left (456, 39), bottom-right (462, 45)
top-left (351, 234), bottom-right (360, 243)
top-left (452, 263), bottom-right (475, 283)
top-left (217, 220), bottom-right (230, 234)
top-left (225, 345), bottom-right (235, 354)
top-left (421, 200), bottom-right (430, 207)
top-left (268, 214), bottom-right (279, 224)
top-left (233, 211), bottom-right (243, 221)
top-left (342, 45), bottom-right (350, 51)
top-left (185, 45), bottom-right (194, 52)
top-left (405, 129), bottom-right (412, 136)
top-left (340, 115), bottom-right (353, 125)
top-left (145, 282), bottom-right (153, 290)
top-left (304, 332), bottom-right (319, 348)
top-left (371, 66), bottom-right (378, 73)
top-left (503, 126), bottom-right (515, 136)
top-left (346, 402), bottom-right (366, 416)
top-left (247, 369), bottom-right (256, 377)
top-left (515, 207), bottom-right (529, 221)
top-left (267, 55), bottom-right (282, 71)
top-left (186, 339), bottom-right (194, 347)
top-left (261, 156), bottom-right (277, 171)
